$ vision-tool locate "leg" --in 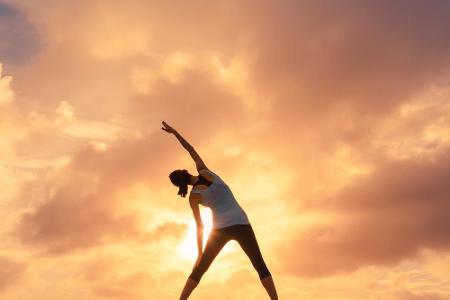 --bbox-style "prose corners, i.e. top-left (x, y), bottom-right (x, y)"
top-left (261, 276), bottom-right (278, 300)
top-left (180, 230), bottom-right (228, 300)
top-left (179, 278), bottom-right (198, 300)
top-left (235, 225), bottom-right (278, 300)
